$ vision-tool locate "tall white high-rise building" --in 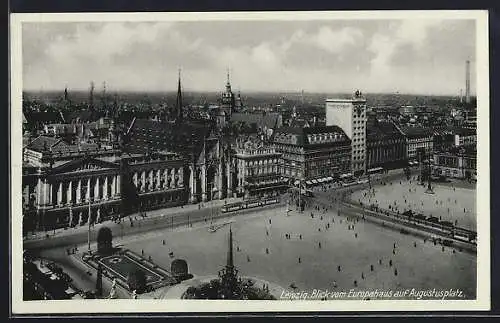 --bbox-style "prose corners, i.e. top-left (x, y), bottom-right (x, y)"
top-left (325, 90), bottom-right (367, 176)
